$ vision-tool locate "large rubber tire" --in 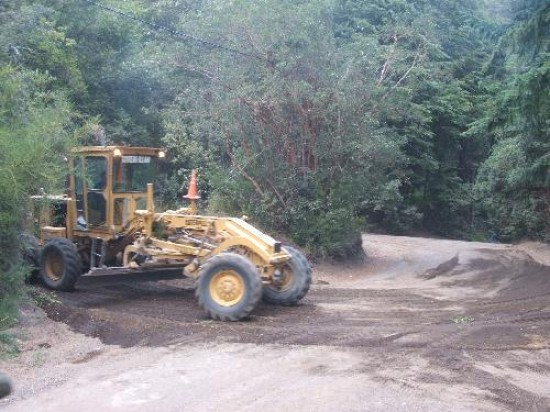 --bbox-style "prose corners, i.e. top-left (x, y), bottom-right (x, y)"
top-left (39, 238), bottom-right (82, 291)
top-left (263, 246), bottom-right (312, 306)
top-left (196, 253), bottom-right (262, 321)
